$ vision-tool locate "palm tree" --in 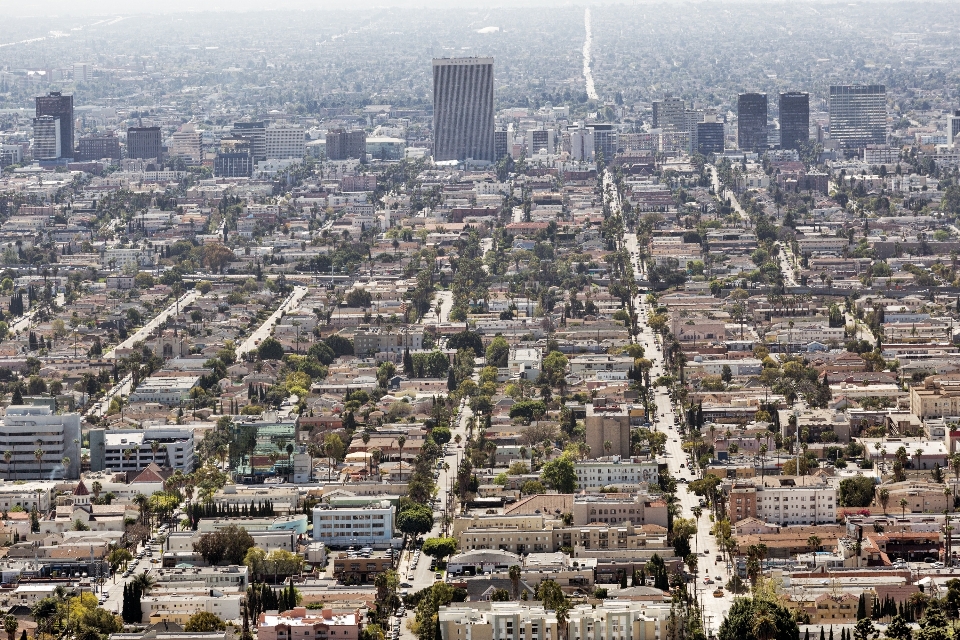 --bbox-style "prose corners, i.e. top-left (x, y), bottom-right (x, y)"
top-left (556, 604), bottom-right (569, 640)
top-left (132, 571), bottom-right (156, 596)
top-left (915, 449), bottom-right (925, 477)
top-left (877, 488), bottom-right (890, 514)
top-left (752, 610), bottom-right (778, 640)
top-left (92, 481), bottom-right (102, 502)
top-left (691, 506), bottom-right (703, 553)
top-left (150, 440), bottom-right (161, 464)
top-left (3, 614), bottom-right (18, 640)
top-left (396, 436), bottom-right (406, 482)
top-left (952, 453), bottom-right (960, 497)
top-left (3, 450), bottom-right (12, 482)
top-left (509, 565), bottom-right (521, 599)
top-left (603, 440), bottom-right (612, 457)
top-left (900, 498), bottom-right (909, 519)
top-left (133, 493), bottom-right (150, 527)
top-left (34, 446), bottom-right (43, 480)
top-left (807, 535), bottom-right (822, 552)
